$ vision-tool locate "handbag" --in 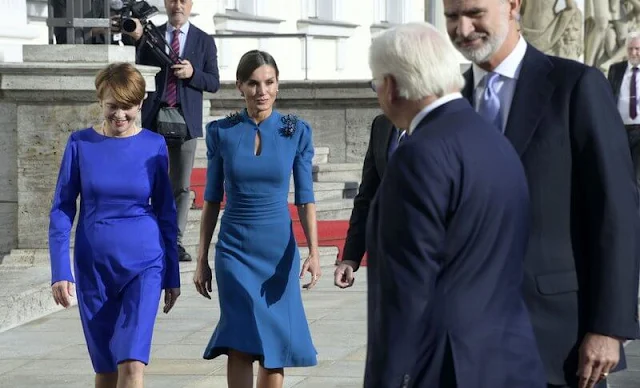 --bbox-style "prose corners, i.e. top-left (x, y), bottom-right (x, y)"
top-left (155, 106), bottom-right (188, 144)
